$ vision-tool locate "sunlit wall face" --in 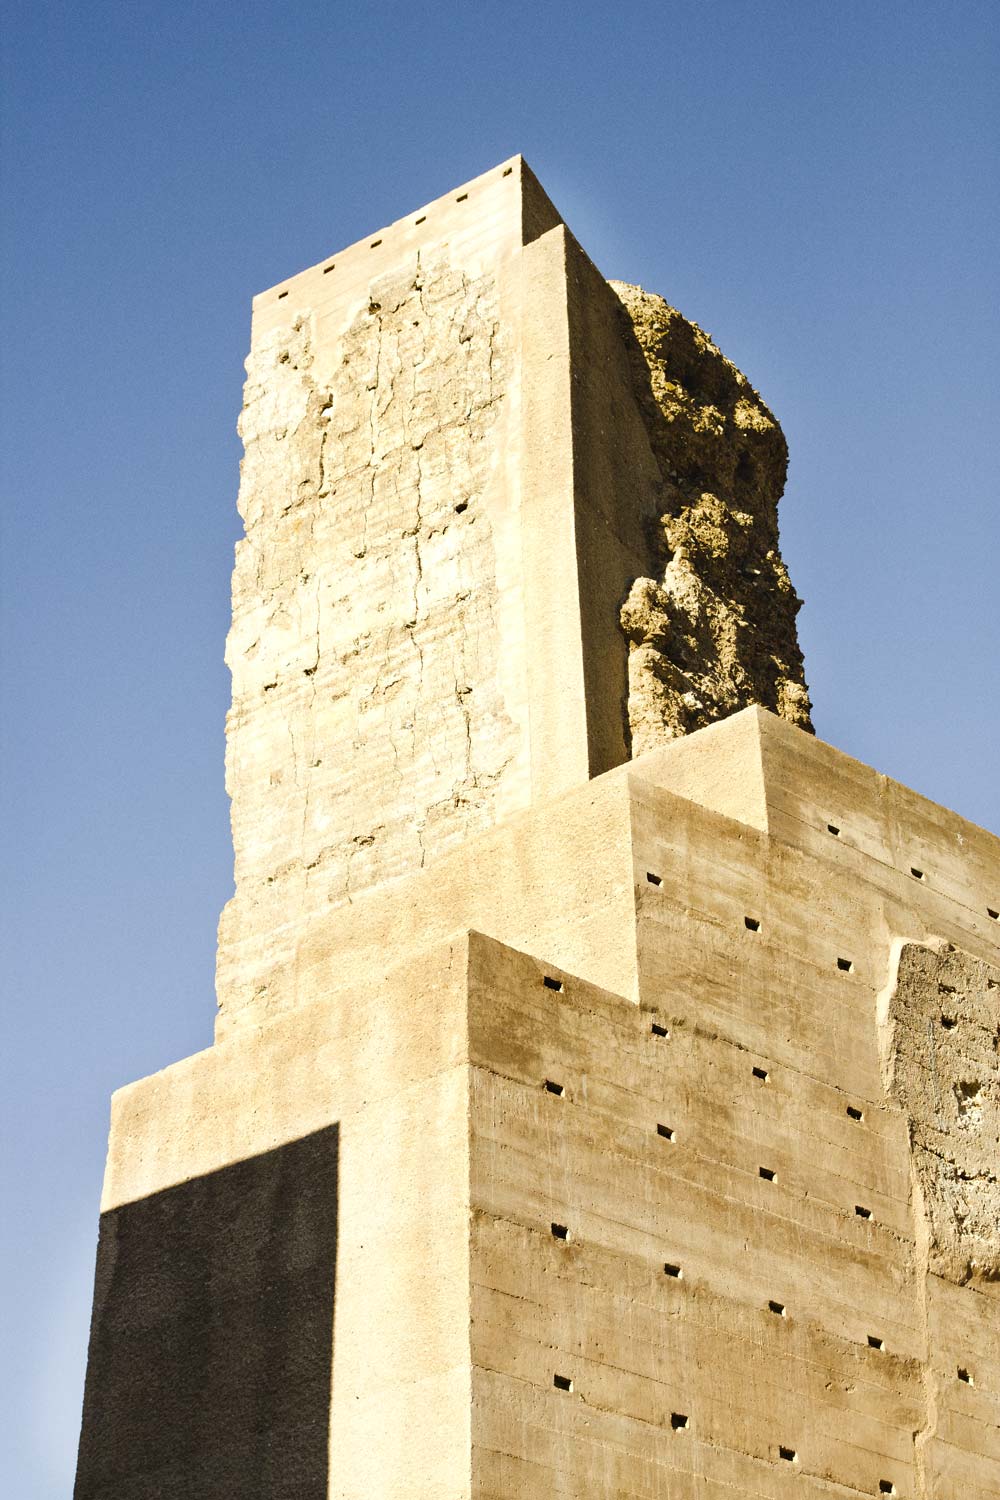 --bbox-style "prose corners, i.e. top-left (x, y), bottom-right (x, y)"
top-left (4, 2), bottom-right (997, 1494)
